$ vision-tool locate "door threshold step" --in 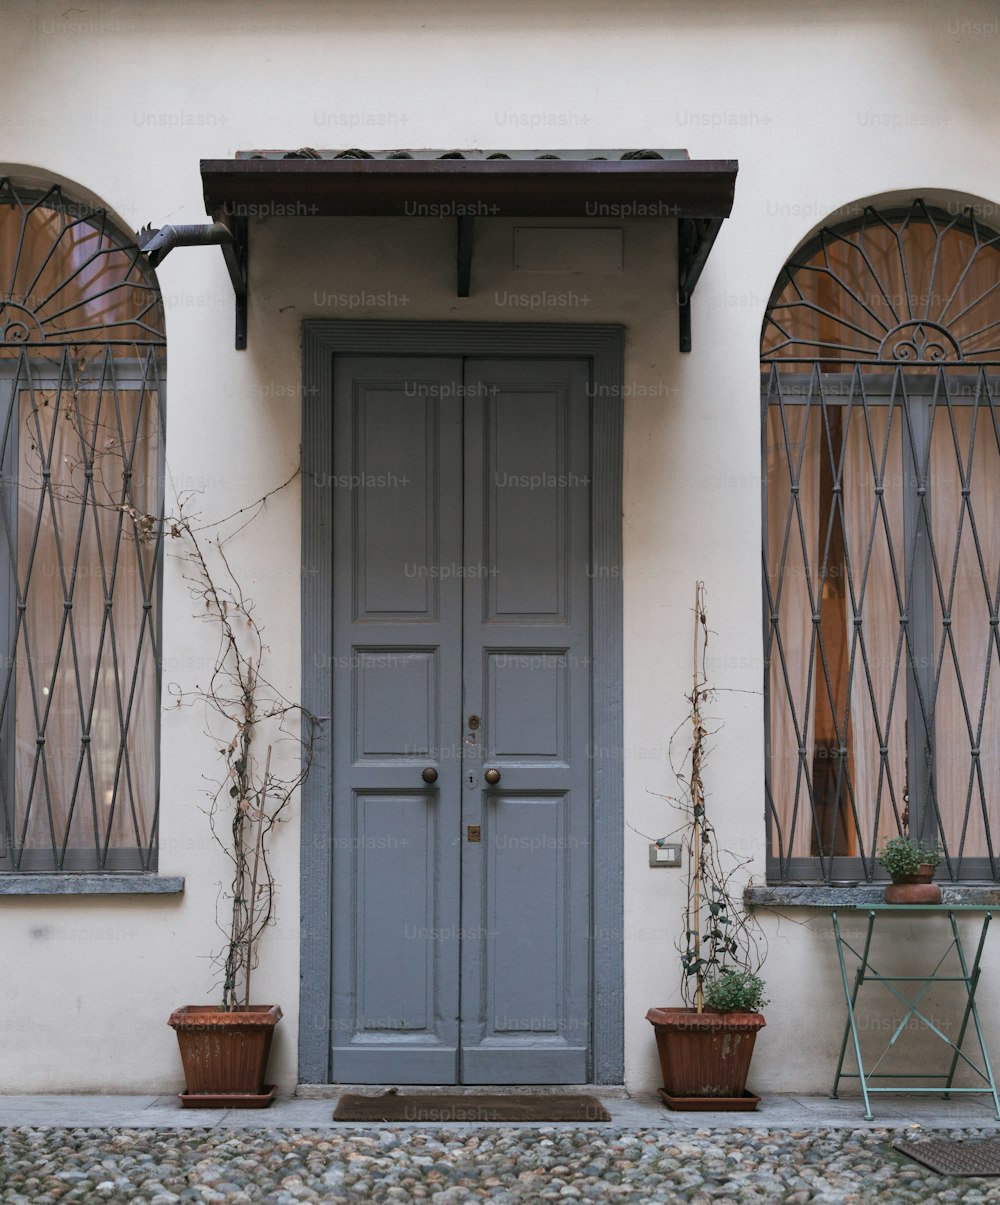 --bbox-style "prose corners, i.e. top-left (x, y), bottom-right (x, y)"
top-left (295, 1083), bottom-right (630, 1100)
